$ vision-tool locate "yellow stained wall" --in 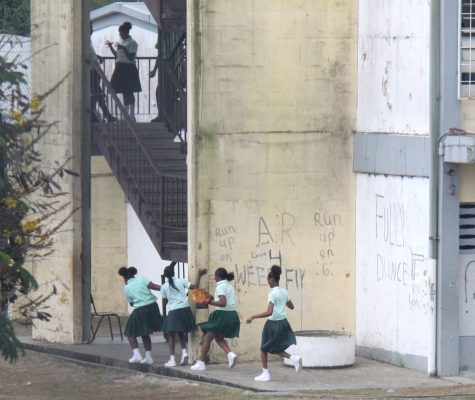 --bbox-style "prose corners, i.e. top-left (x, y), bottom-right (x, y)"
top-left (188, 0), bottom-right (357, 361)
top-left (91, 157), bottom-right (128, 314)
top-left (30, 0), bottom-right (84, 343)
top-left (461, 102), bottom-right (475, 202)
